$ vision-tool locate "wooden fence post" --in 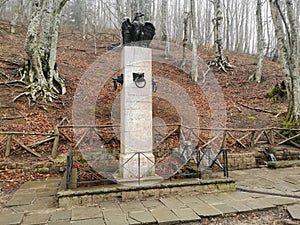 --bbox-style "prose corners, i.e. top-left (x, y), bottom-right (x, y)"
top-left (89, 127), bottom-right (94, 145)
top-left (269, 129), bottom-right (274, 145)
top-left (250, 131), bottom-right (256, 147)
top-left (221, 130), bottom-right (227, 149)
top-left (5, 135), bottom-right (12, 157)
top-left (52, 127), bottom-right (60, 158)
